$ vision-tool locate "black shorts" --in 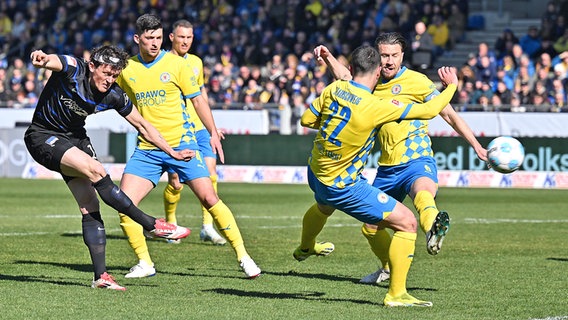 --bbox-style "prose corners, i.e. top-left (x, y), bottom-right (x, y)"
top-left (24, 125), bottom-right (97, 182)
